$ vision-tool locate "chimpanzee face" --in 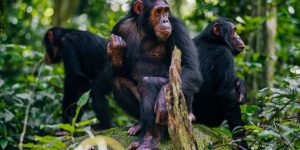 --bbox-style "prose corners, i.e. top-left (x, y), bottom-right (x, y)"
top-left (213, 21), bottom-right (245, 55)
top-left (229, 23), bottom-right (245, 55)
top-left (149, 1), bottom-right (172, 41)
top-left (134, 0), bottom-right (172, 42)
